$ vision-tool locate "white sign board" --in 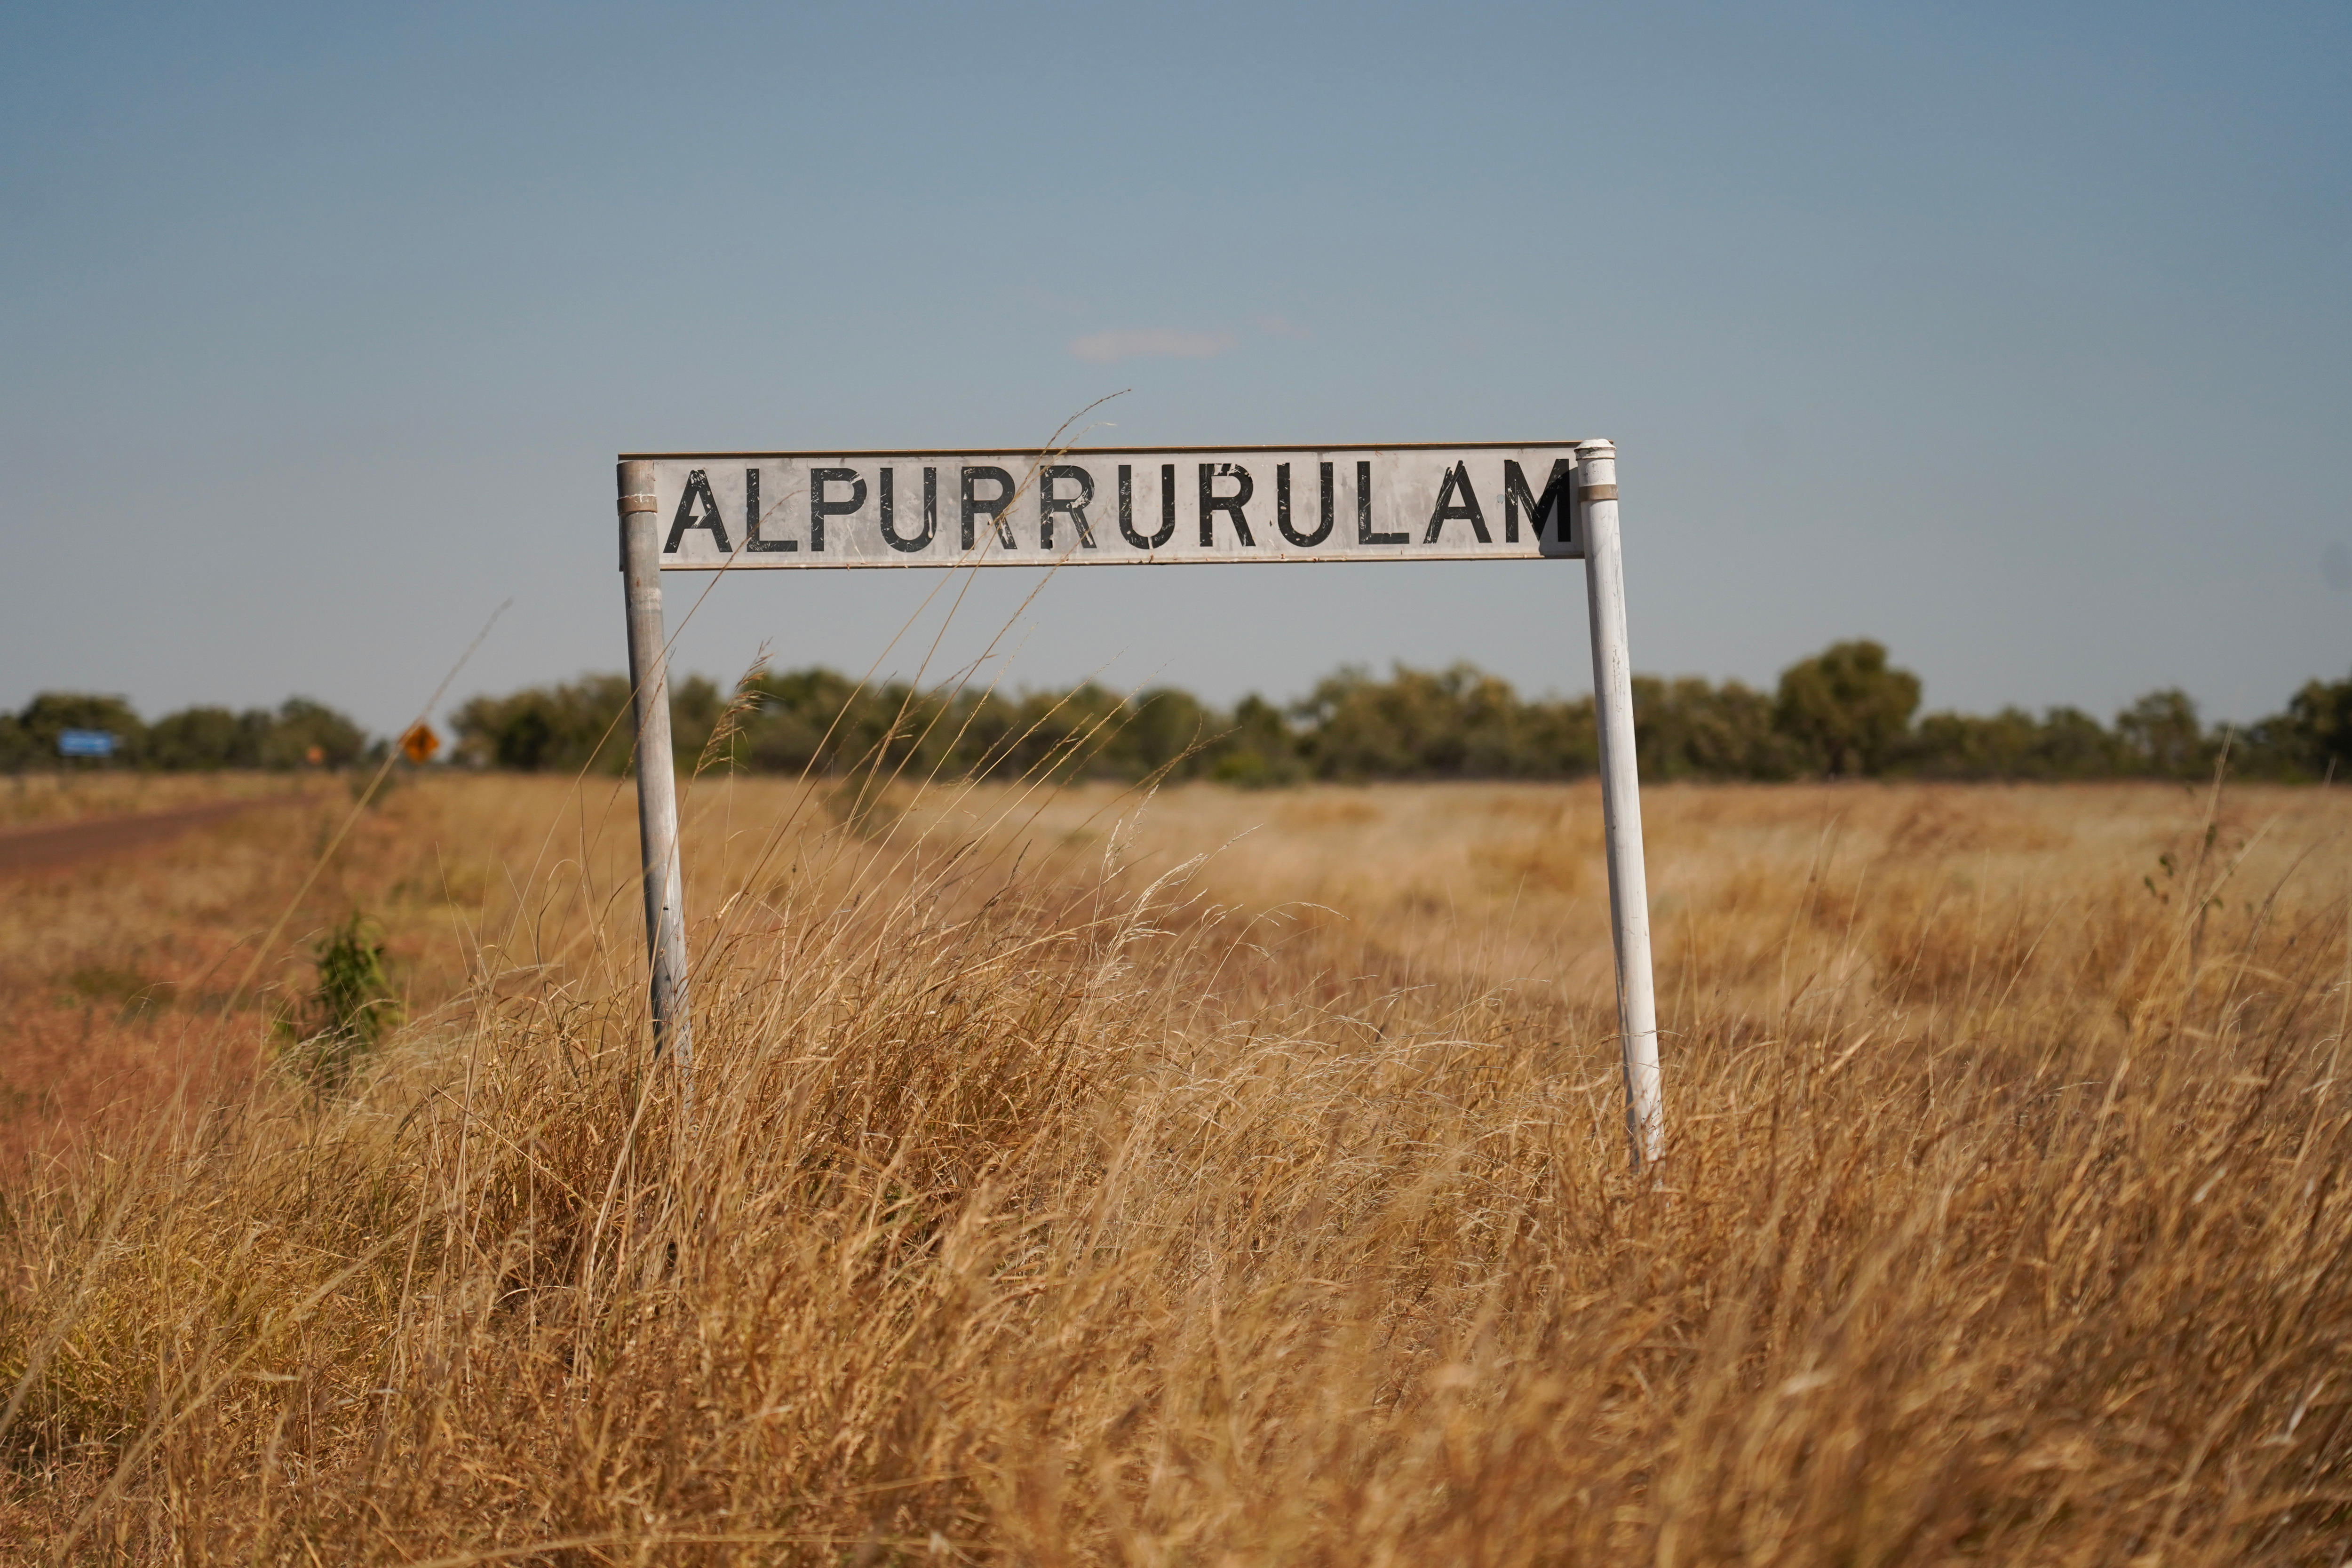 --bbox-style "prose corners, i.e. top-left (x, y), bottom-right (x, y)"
top-left (628, 443), bottom-right (1589, 568)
